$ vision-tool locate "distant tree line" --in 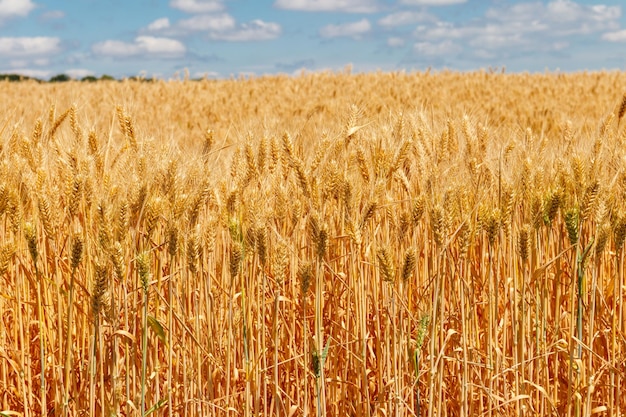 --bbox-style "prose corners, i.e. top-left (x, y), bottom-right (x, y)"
top-left (0, 73), bottom-right (153, 82)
